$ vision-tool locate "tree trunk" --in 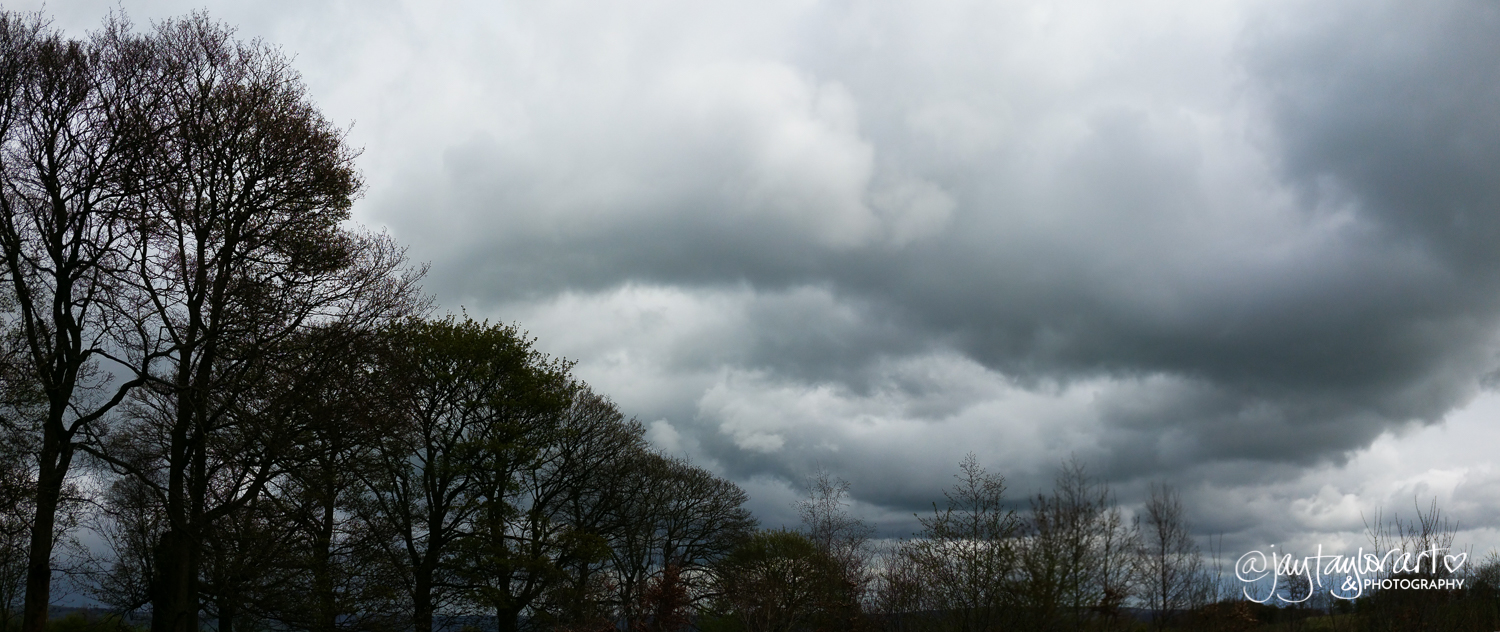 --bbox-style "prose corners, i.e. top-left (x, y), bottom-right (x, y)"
top-left (311, 501), bottom-right (336, 632)
top-left (21, 404), bottom-right (79, 632)
top-left (19, 440), bottom-right (65, 632)
top-left (412, 567), bottom-right (433, 632)
top-left (217, 589), bottom-right (238, 632)
top-left (151, 529), bottom-right (200, 632)
top-left (497, 604), bottom-right (522, 632)
top-left (150, 340), bottom-right (203, 632)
